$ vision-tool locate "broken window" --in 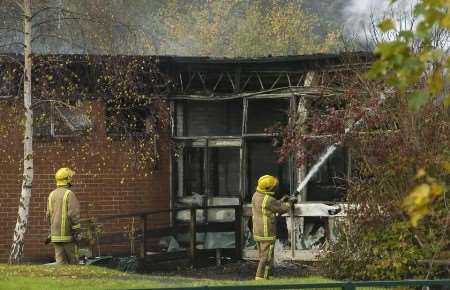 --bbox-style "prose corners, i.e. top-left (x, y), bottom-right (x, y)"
top-left (34, 101), bottom-right (91, 138)
top-left (183, 146), bottom-right (240, 197)
top-left (0, 65), bottom-right (17, 97)
top-left (184, 147), bottom-right (204, 195)
top-left (306, 146), bottom-right (349, 202)
top-left (177, 99), bottom-right (242, 136)
top-left (105, 101), bottom-right (152, 137)
top-left (246, 98), bottom-right (289, 134)
top-left (247, 139), bottom-right (290, 201)
top-left (209, 148), bottom-right (240, 196)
